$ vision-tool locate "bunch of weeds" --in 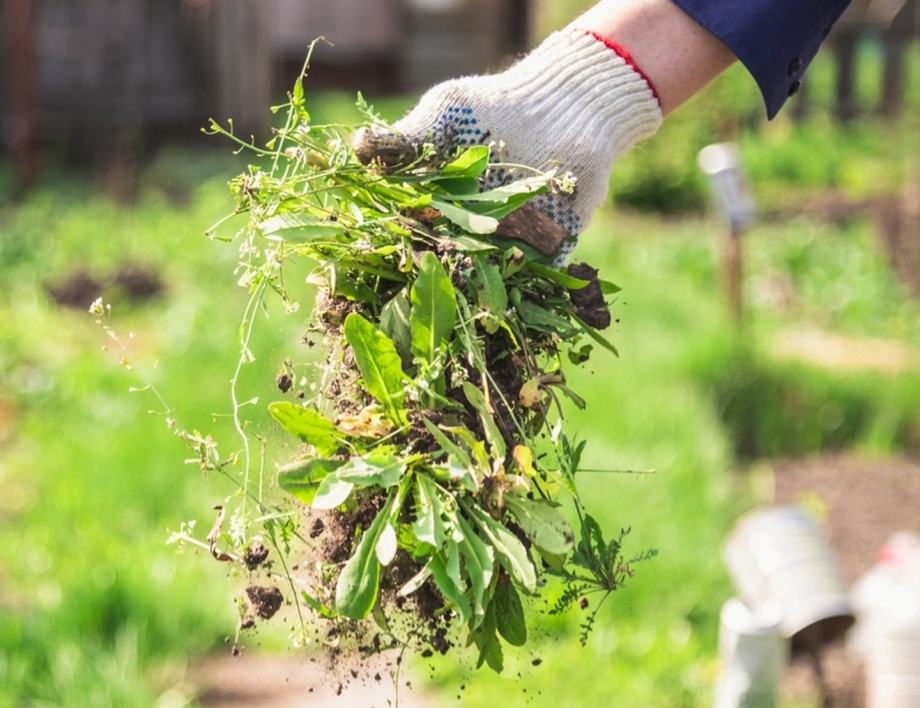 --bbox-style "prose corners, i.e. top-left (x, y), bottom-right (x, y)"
top-left (187, 52), bottom-right (655, 670)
